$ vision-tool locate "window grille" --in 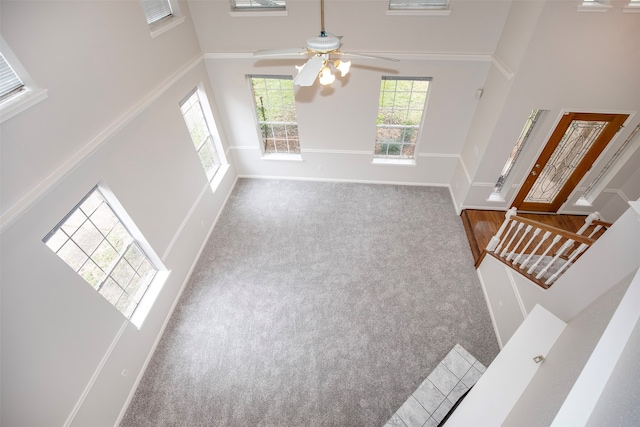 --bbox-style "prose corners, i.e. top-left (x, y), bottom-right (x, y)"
top-left (44, 187), bottom-right (159, 322)
top-left (250, 76), bottom-right (300, 155)
top-left (180, 88), bottom-right (222, 180)
top-left (375, 77), bottom-right (431, 159)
